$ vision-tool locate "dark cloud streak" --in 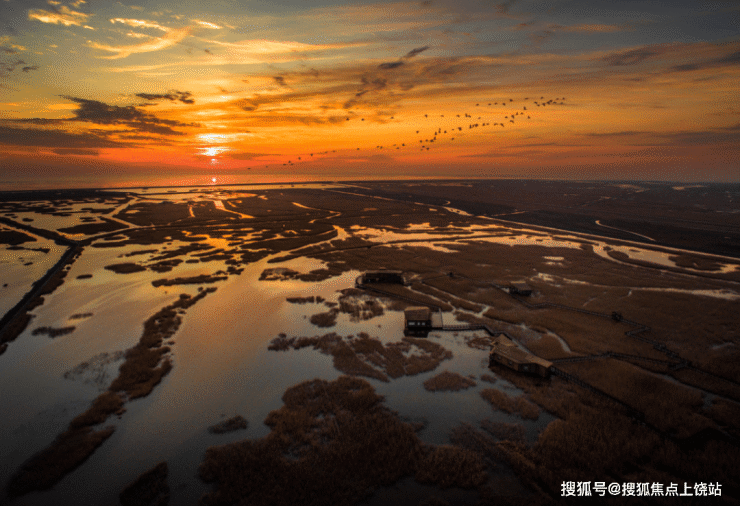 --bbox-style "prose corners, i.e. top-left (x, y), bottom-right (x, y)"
top-left (135, 90), bottom-right (195, 104)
